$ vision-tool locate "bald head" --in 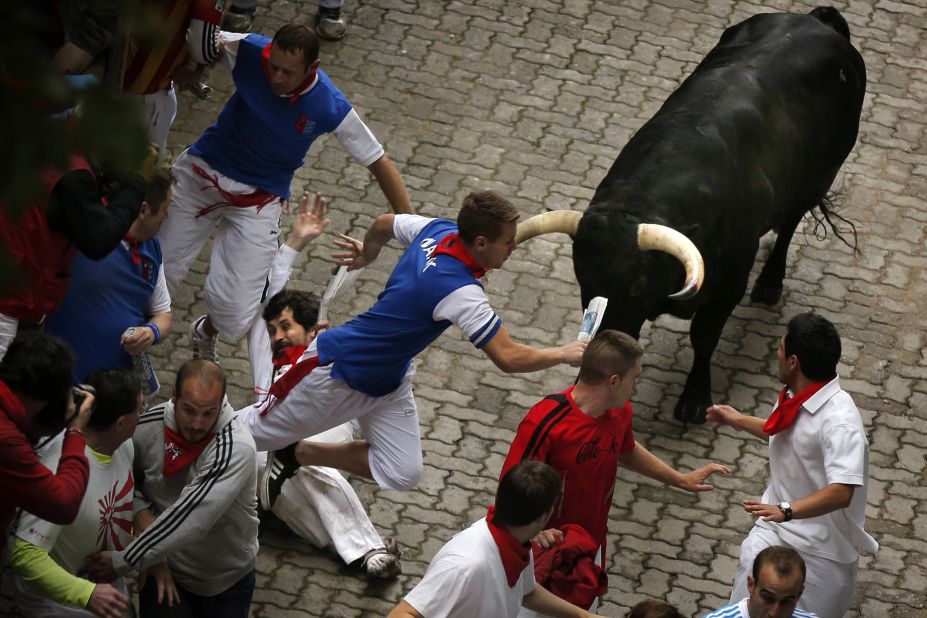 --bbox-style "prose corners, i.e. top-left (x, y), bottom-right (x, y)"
top-left (174, 358), bottom-right (226, 399)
